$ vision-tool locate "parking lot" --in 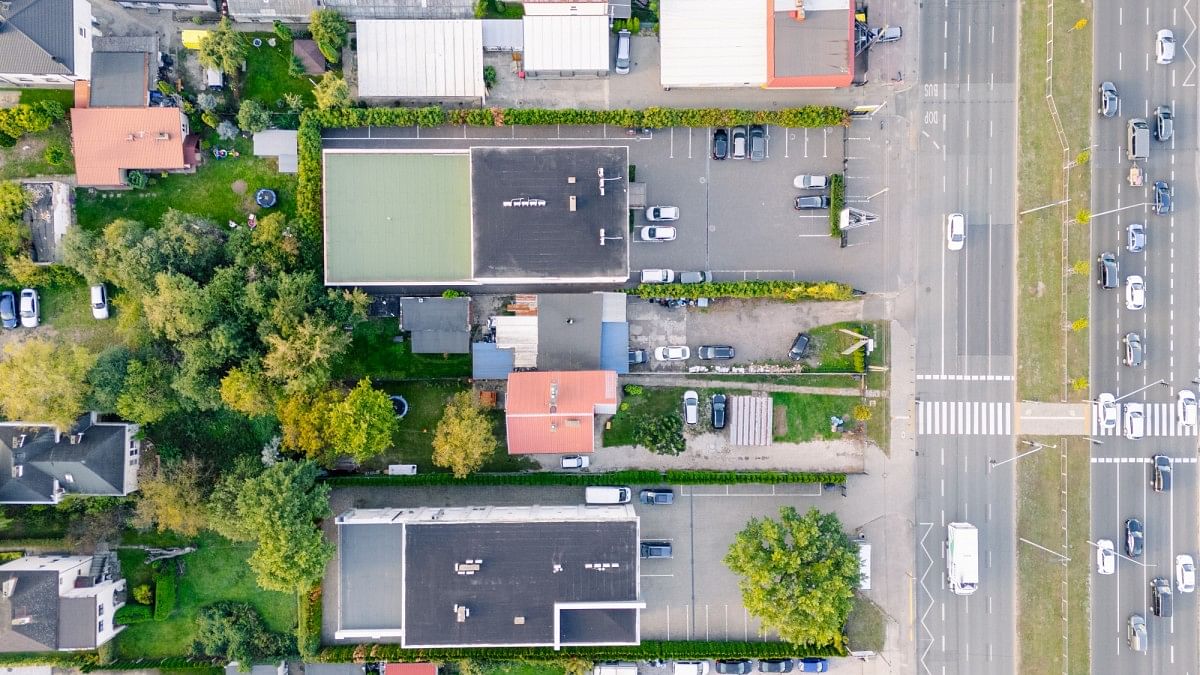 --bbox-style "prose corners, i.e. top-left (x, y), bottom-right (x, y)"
top-left (320, 124), bottom-right (906, 289)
